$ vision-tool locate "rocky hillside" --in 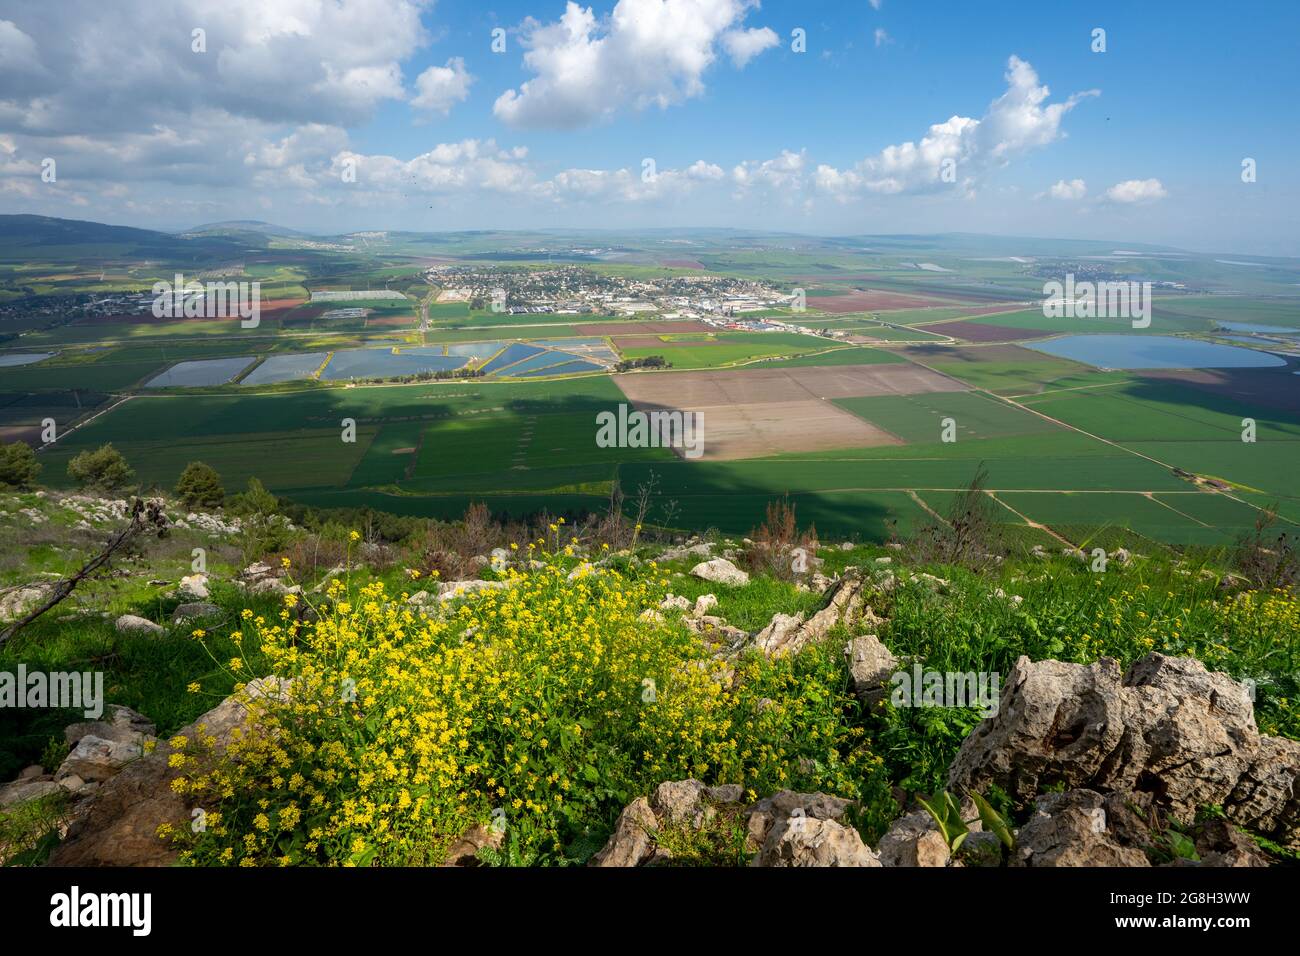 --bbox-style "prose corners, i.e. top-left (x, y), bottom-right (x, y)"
top-left (0, 492), bottom-right (1296, 867)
